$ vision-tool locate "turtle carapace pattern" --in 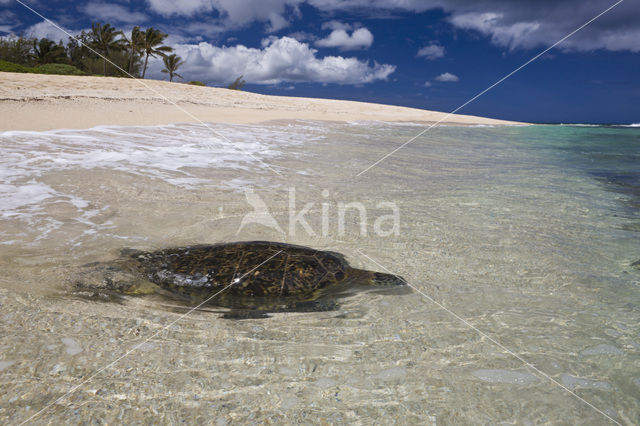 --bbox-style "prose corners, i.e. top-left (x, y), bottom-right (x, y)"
top-left (77, 241), bottom-right (407, 316)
